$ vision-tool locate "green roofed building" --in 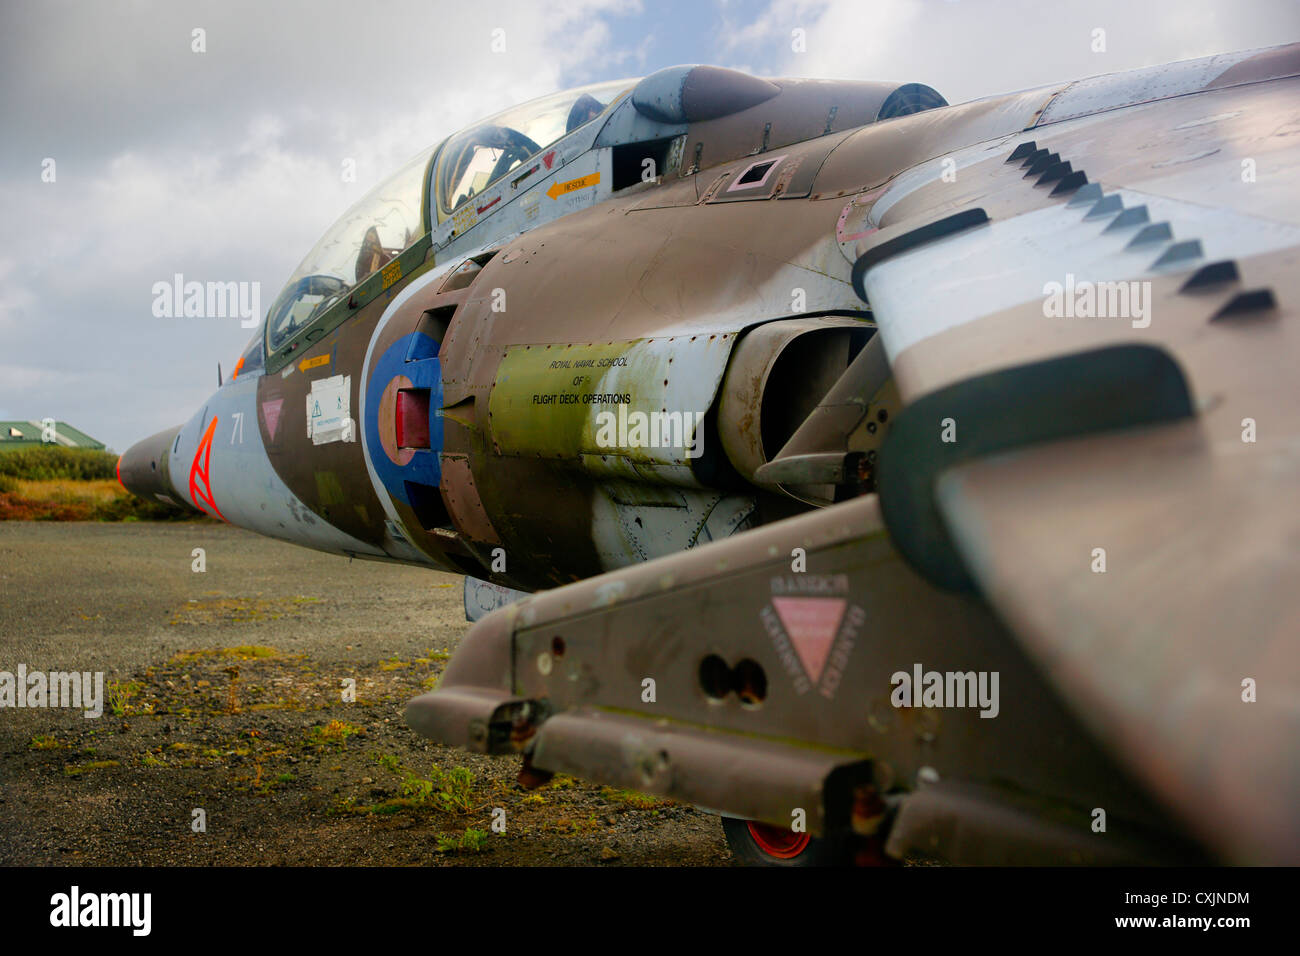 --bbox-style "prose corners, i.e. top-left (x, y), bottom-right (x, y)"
top-left (0, 421), bottom-right (106, 452)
